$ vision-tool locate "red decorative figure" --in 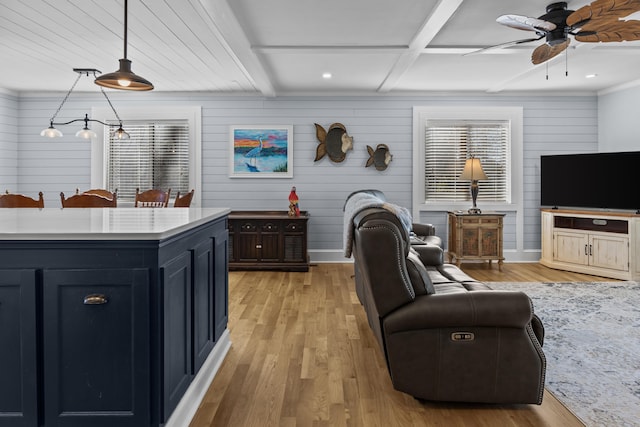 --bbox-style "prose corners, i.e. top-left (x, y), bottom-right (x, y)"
top-left (288, 186), bottom-right (300, 217)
